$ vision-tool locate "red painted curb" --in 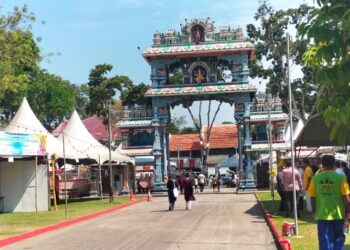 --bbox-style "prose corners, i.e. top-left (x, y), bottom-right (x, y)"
top-left (0, 199), bottom-right (143, 248)
top-left (254, 193), bottom-right (291, 250)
